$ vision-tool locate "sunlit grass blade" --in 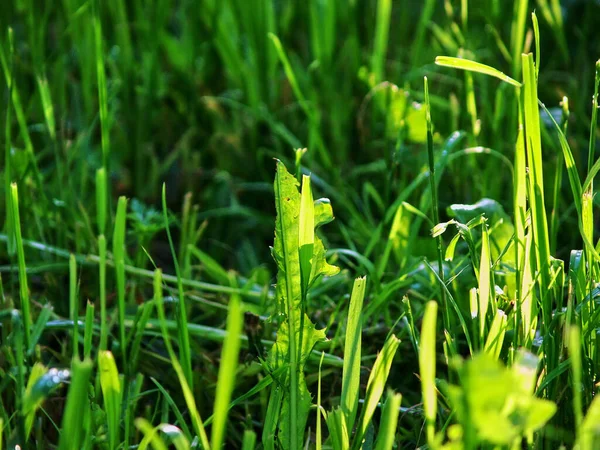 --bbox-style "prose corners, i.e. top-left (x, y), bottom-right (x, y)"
top-left (521, 53), bottom-right (552, 330)
top-left (58, 358), bottom-right (93, 450)
top-left (435, 56), bottom-right (522, 86)
top-left (317, 351), bottom-right (325, 450)
top-left (326, 408), bottom-right (350, 450)
top-left (93, 0), bottom-right (110, 171)
top-left (99, 351), bottom-right (123, 449)
top-left (211, 278), bottom-right (244, 449)
top-left (353, 333), bottom-right (400, 449)
top-left (341, 276), bottom-right (366, 431)
top-left (568, 327), bottom-right (583, 433)
top-left (576, 392), bottom-right (600, 448)
top-left (420, 301), bottom-right (437, 444)
top-left (374, 391), bottom-right (402, 450)
top-left (483, 309), bottom-right (507, 359)
top-left (99, 234), bottom-right (108, 352)
top-left (478, 223), bottom-right (492, 343)
top-left (242, 430), bottom-right (257, 450)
